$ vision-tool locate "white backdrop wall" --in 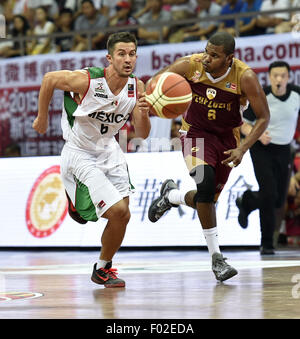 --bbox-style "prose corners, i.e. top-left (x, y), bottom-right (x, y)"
top-left (0, 151), bottom-right (260, 247)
